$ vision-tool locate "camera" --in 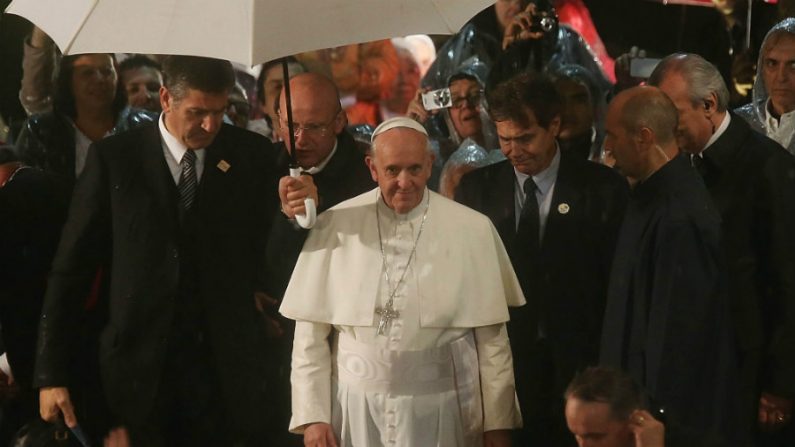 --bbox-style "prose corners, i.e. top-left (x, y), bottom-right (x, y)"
top-left (531, 11), bottom-right (556, 33)
top-left (422, 88), bottom-right (452, 111)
